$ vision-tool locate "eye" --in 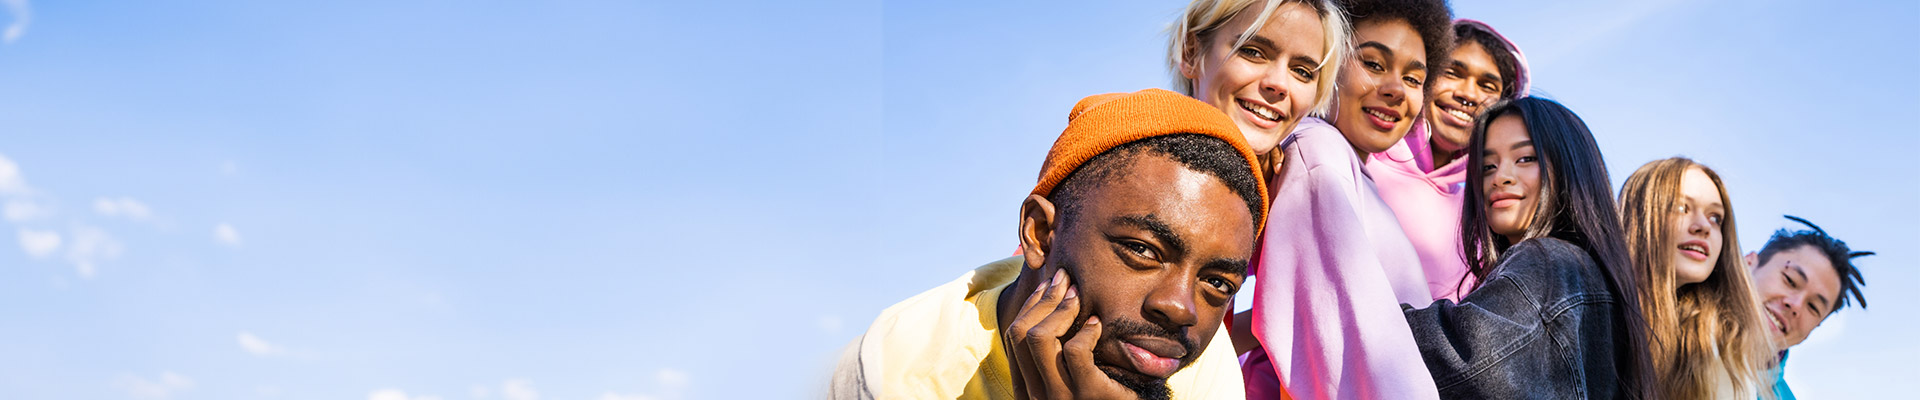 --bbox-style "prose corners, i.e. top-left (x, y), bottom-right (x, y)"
top-left (1292, 66), bottom-right (1316, 81)
top-left (1708, 213), bottom-right (1724, 225)
top-left (1783, 270), bottom-right (1798, 288)
top-left (1203, 276), bottom-right (1236, 294)
top-left (1363, 60), bottom-right (1384, 72)
top-left (1237, 46), bottom-right (1266, 60)
top-left (1122, 240), bottom-right (1158, 260)
top-left (1480, 163), bottom-right (1496, 175)
top-left (1676, 203), bottom-right (1692, 214)
top-left (1515, 155), bottom-right (1537, 164)
top-left (1404, 75), bottom-right (1424, 88)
